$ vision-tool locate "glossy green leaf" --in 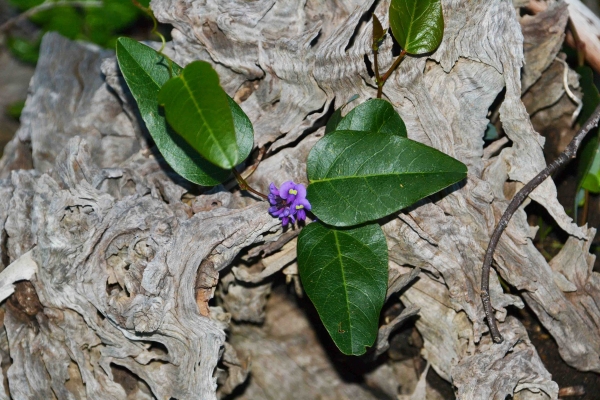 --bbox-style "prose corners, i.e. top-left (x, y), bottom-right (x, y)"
top-left (577, 66), bottom-right (600, 195)
top-left (389, 0), bottom-right (444, 55)
top-left (297, 221), bottom-right (388, 355)
top-left (159, 61), bottom-right (239, 169)
top-left (116, 38), bottom-right (253, 185)
top-left (335, 99), bottom-right (407, 136)
top-left (307, 131), bottom-right (467, 226)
